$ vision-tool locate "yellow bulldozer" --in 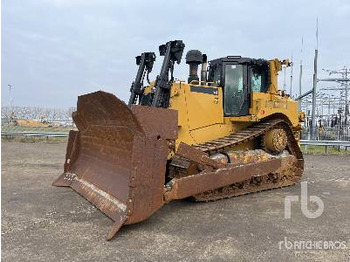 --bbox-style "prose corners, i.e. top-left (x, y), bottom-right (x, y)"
top-left (53, 40), bottom-right (304, 240)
